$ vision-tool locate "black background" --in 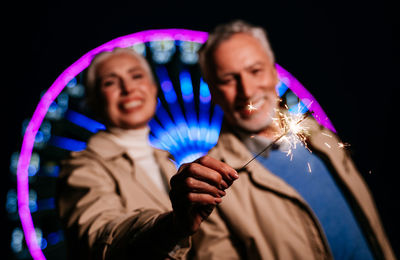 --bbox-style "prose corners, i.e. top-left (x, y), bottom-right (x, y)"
top-left (3, 0), bottom-right (398, 258)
